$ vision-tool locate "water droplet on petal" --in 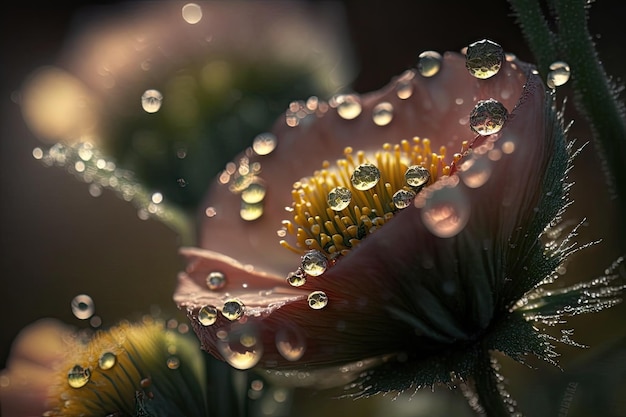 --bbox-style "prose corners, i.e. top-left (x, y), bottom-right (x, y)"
top-left (206, 271), bottom-right (226, 290)
top-left (307, 291), bottom-right (328, 310)
top-left (240, 201), bottom-right (263, 221)
top-left (167, 356), bottom-right (180, 369)
top-left (98, 352), bottom-right (116, 370)
top-left (287, 269), bottom-right (307, 287)
top-left (351, 163), bottom-right (380, 191)
top-left (68, 365), bottom-right (90, 388)
top-left (252, 132), bottom-right (277, 155)
top-left (301, 250), bottom-right (328, 276)
top-left (335, 94), bottom-right (362, 120)
top-left (223, 299), bottom-right (245, 321)
top-left (396, 81), bottom-right (413, 99)
top-left (465, 39), bottom-right (504, 79)
top-left (327, 186), bottom-right (352, 211)
top-left (417, 51), bottom-right (442, 77)
top-left (182, 3), bottom-right (203, 24)
top-left (241, 181), bottom-right (267, 204)
top-left (198, 305), bottom-right (218, 326)
top-left (420, 185), bottom-right (470, 238)
top-left (141, 89), bottom-right (163, 113)
top-left (547, 61), bottom-right (571, 88)
top-left (275, 327), bottom-right (306, 361)
top-left (372, 102), bottom-right (394, 126)
top-left (71, 294), bottom-right (95, 320)
top-left (469, 99), bottom-right (508, 135)
top-left (405, 165), bottom-right (430, 188)
top-left (392, 189), bottom-right (416, 209)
